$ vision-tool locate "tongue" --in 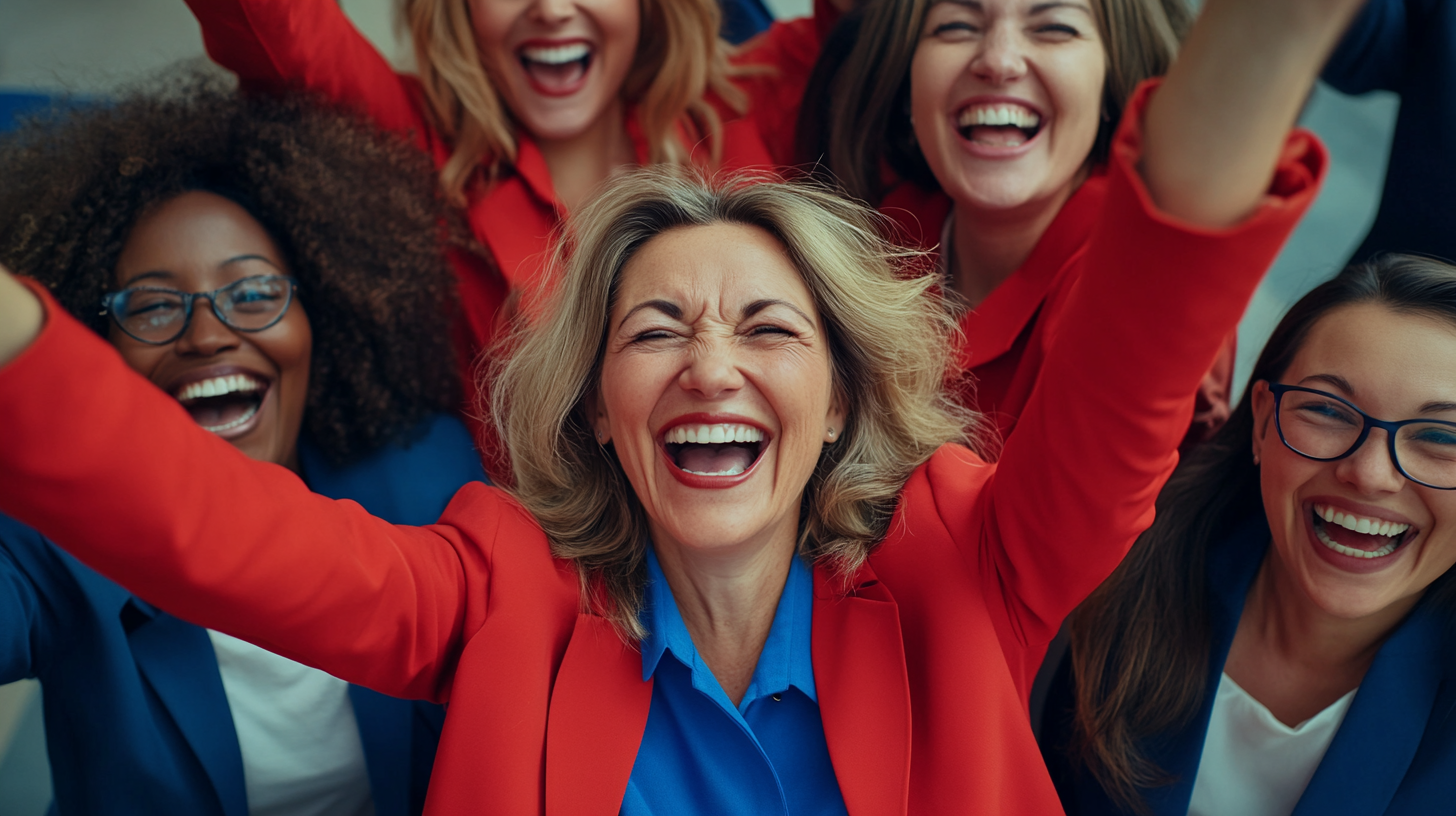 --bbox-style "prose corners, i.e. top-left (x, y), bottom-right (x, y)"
top-left (1321, 518), bottom-right (1395, 552)
top-left (184, 396), bottom-right (258, 430)
top-left (968, 125), bottom-right (1029, 147)
top-left (524, 59), bottom-right (587, 92)
top-left (677, 443), bottom-right (755, 475)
